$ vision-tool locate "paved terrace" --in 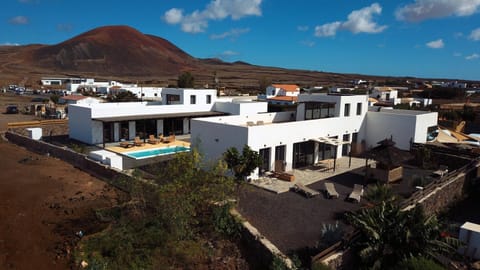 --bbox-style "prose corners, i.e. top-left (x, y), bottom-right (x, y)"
top-left (251, 157), bottom-right (375, 193)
